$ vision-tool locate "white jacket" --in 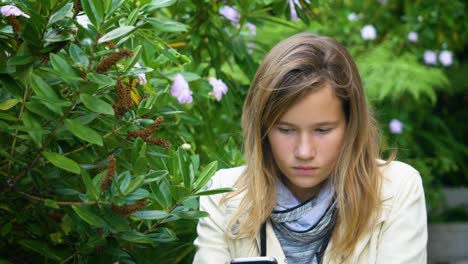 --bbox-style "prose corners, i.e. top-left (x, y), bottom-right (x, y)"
top-left (193, 161), bottom-right (427, 263)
